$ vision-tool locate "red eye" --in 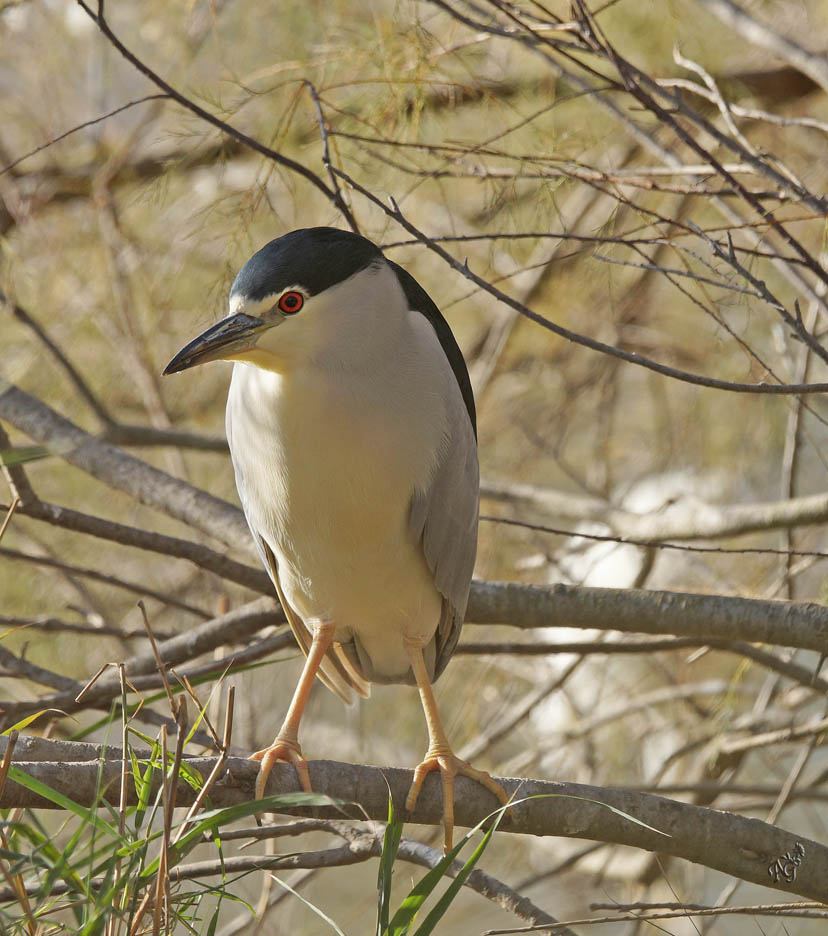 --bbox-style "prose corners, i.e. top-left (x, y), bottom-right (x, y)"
top-left (278, 291), bottom-right (304, 314)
